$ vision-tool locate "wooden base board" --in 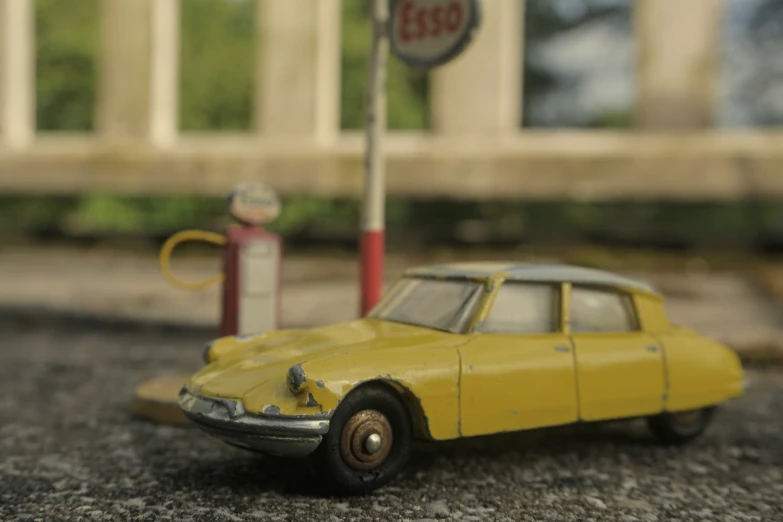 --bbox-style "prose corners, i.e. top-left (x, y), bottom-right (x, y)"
top-left (132, 375), bottom-right (191, 426)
